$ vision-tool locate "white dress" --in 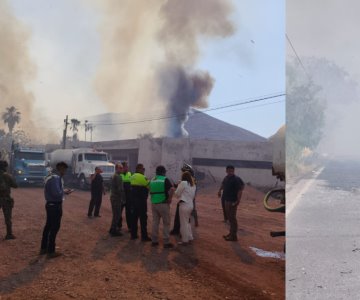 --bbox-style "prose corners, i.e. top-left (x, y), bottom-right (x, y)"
top-left (175, 181), bottom-right (196, 243)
